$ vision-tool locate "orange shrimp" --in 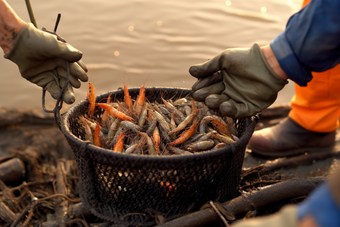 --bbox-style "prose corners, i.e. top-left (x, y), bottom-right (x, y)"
top-left (113, 131), bottom-right (126, 153)
top-left (87, 82), bottom-right (96, 117)
top-left (93, 121), bottom-right (101, 147)
top-left (191, 98), bottom-right (198, 114)
top-left (101, 94), bottom-right (112, 126)
top-left (201, 115), bottom-right (231, 137)
top-left (168, 121), bottom-right (198, 146)
top-left (96, 103), bottom-right (134, 122)
top-left (124, 85), bottom-right (134, 112)
top-left (153, 126), bottom-right (160, 155)
top-left (118, 74), bottom-right (134, 112)
top-left (210, 118), bottom-right (232, 138)
top-left (134, 85), bottom-right (146, 117)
